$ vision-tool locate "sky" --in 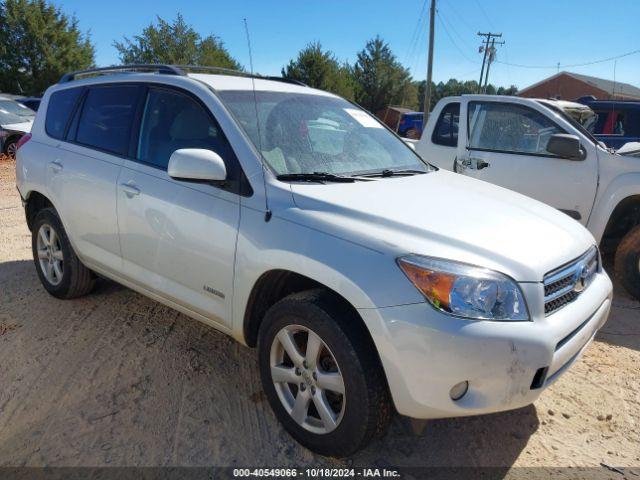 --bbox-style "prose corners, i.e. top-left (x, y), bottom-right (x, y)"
top-left (55, 0), bottom-right (640, 90)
